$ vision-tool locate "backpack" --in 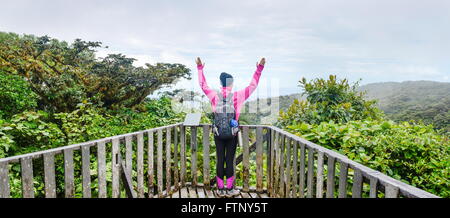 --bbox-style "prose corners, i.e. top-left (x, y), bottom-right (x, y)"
top-left (213, 92), bottom-right (237, 139)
